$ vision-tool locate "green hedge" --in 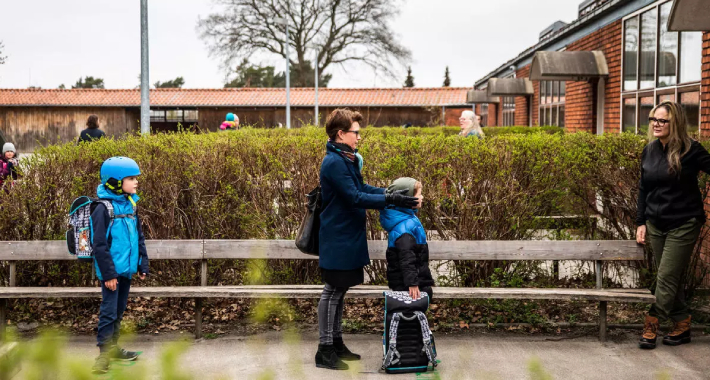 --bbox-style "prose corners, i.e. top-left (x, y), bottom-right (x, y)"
top-left (1, 127), bottom-right (707, 288)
